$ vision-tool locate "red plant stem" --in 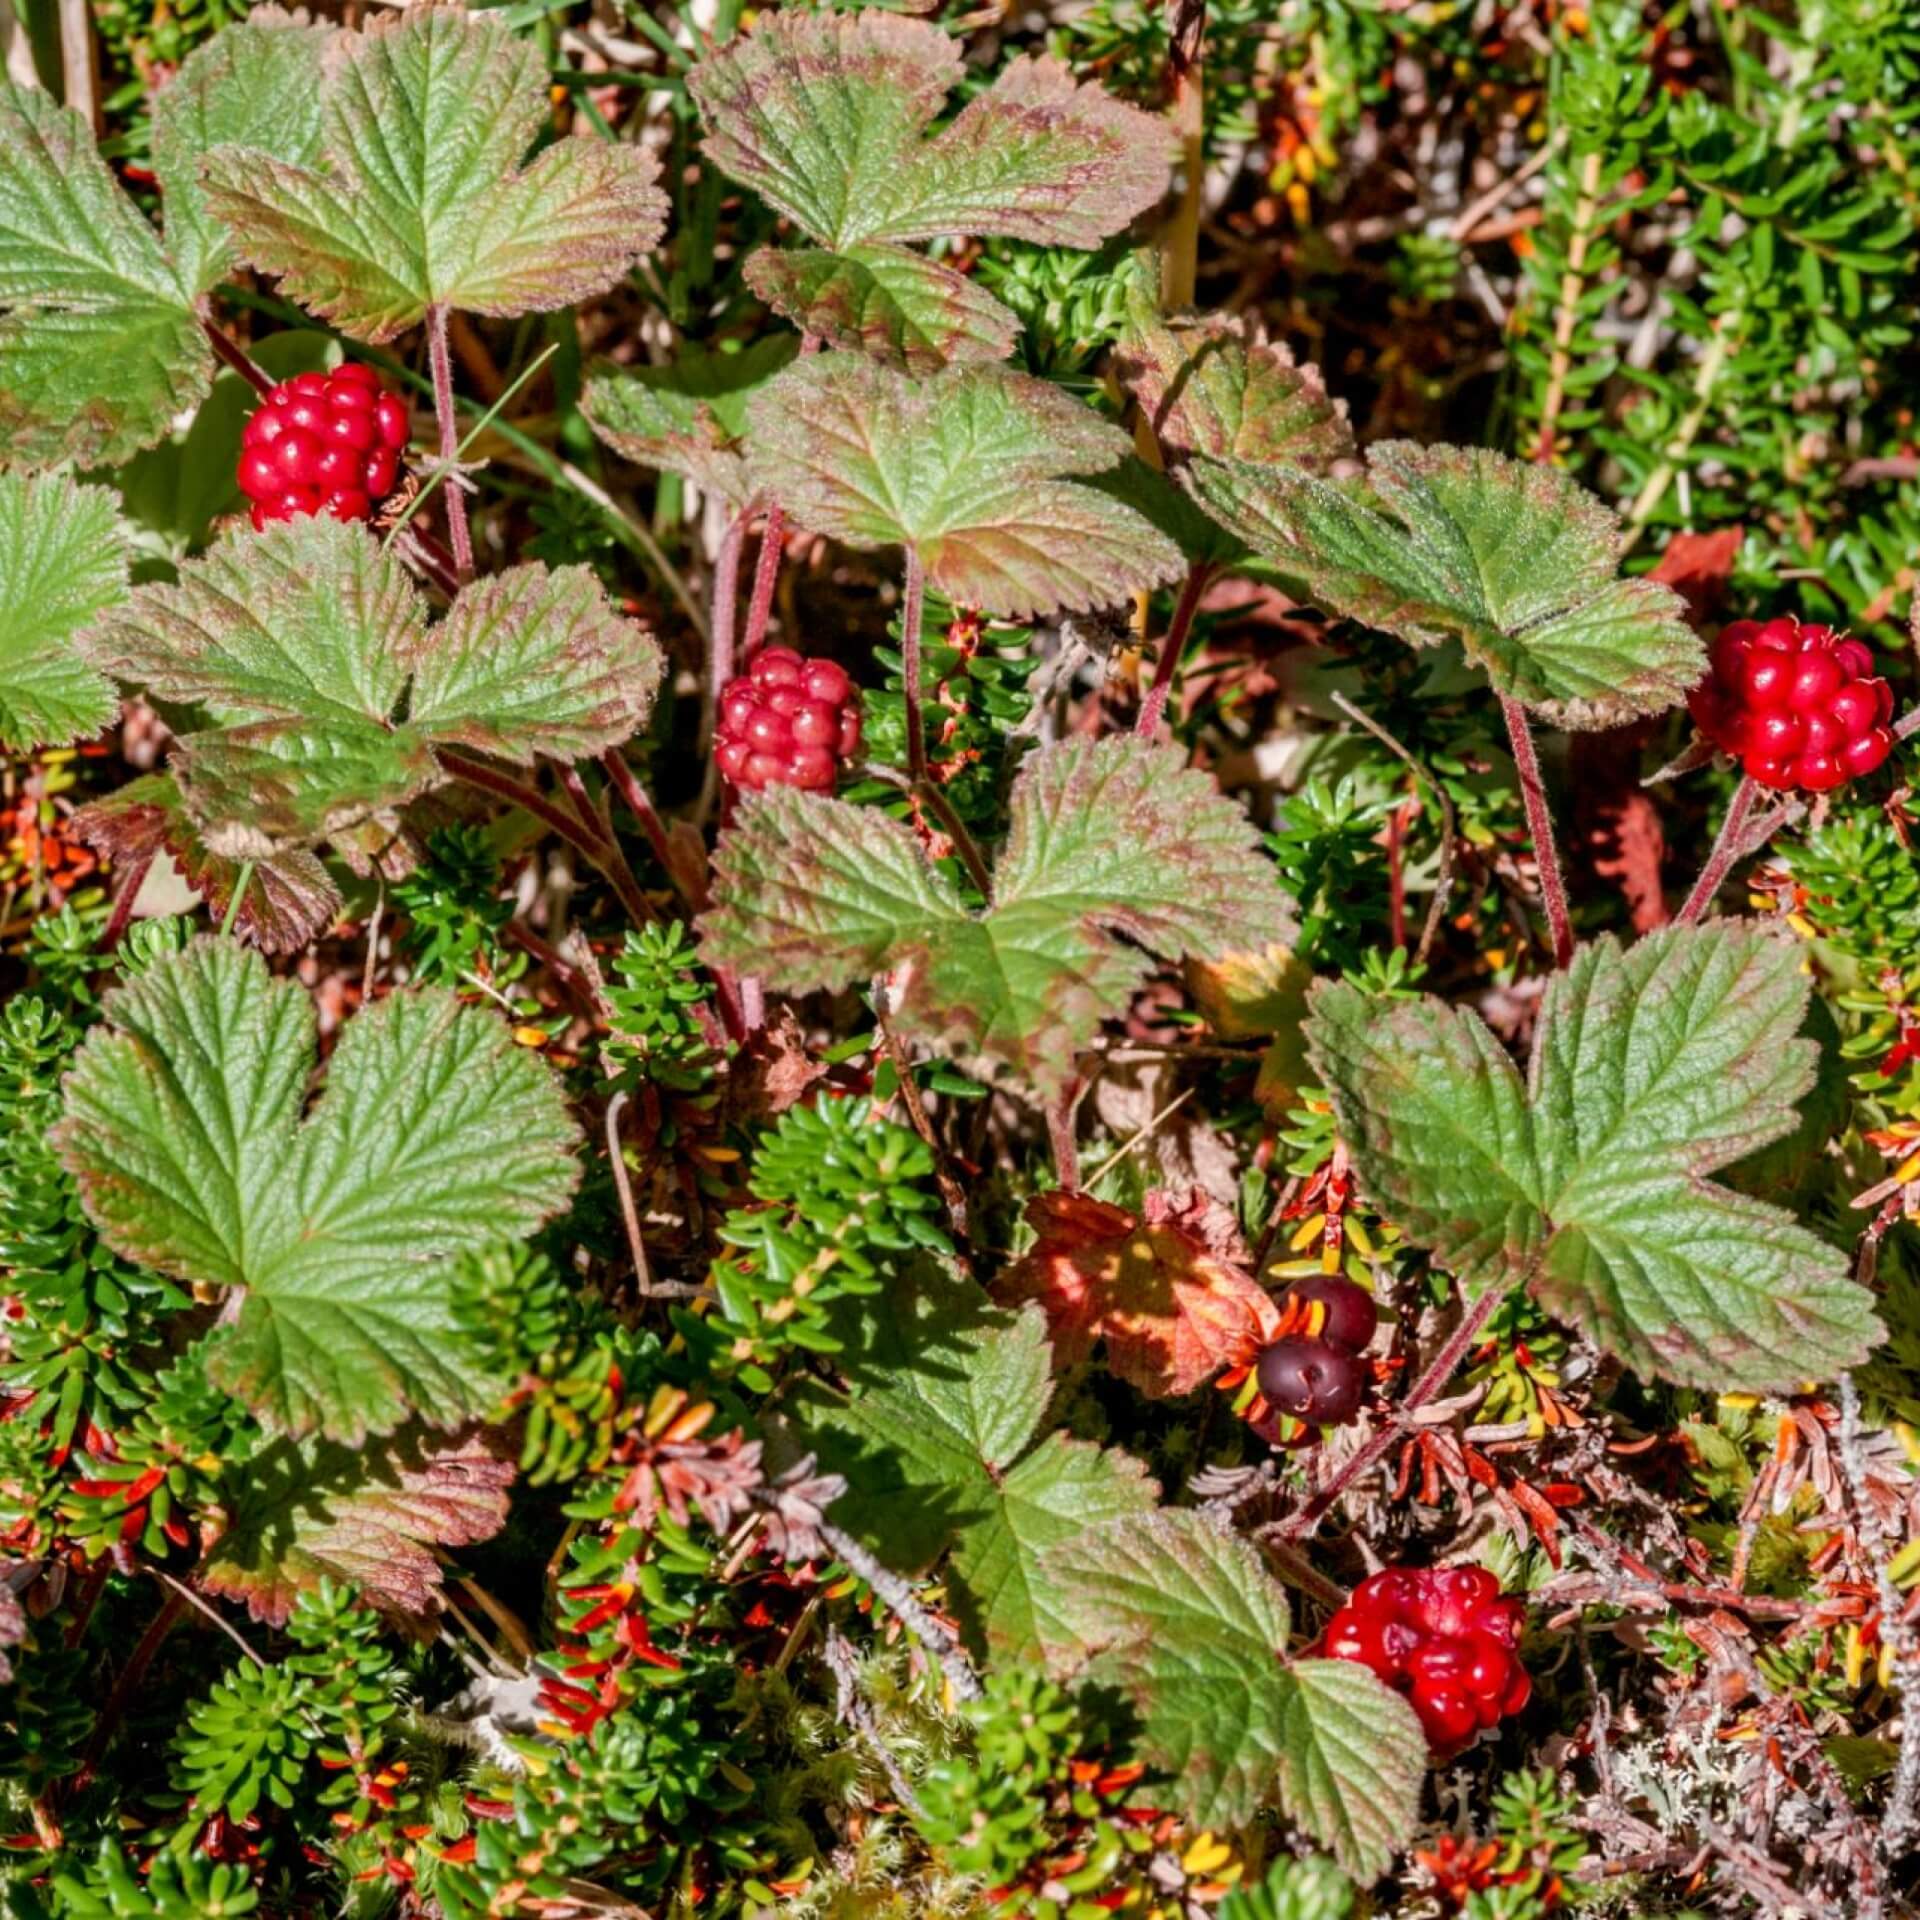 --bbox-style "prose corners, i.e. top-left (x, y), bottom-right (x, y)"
top-left (438, 748), bottom-right (653, 927)
top-left (1047, 1080), bottom-right (1082, 1191)
top-left (556, 761), bottom-right (613, 848)
top-left (99, 851), bottom-right (155, 953)
top-left (918, 780), bottom-right (995, 902)
top-left (1134, 562), bottom-right (1211, 738)
top-left (1501, 694), bottom-right (1573, 967)
top-left (1385, 800), bottom-right (1410, 951)
top-left (1897, 704), bottom-right (1920, 742)
top-left (68, 1584), bottom-right (188, 1794)
top-left (873, 978), bottom-right (970, 1245)
top-left (708, 511), bottom-right (748, 730)
top-left (426, 304), bottom-right (474, 581)
top-left (1271, 1277), bottom-right (1517, 1543)
top-left (901, 548), bottom-right (928, 788)
top-left (741, 503), bottom-right (786, 662)
top-left (199, 315), bottom-right (274, 395)
top-left (1677, 773), bottom-right (1761, 925)
top-left (603, 749), bottom-right (701, 910)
